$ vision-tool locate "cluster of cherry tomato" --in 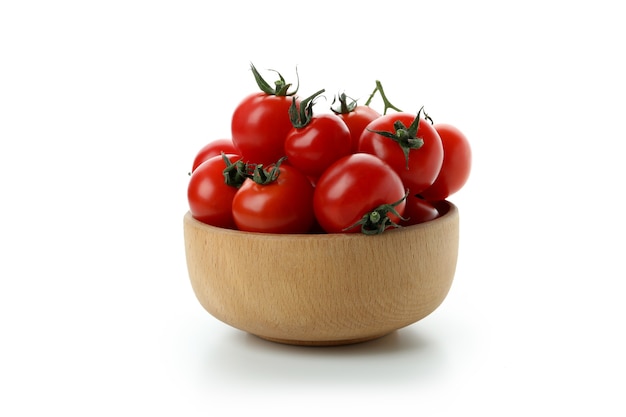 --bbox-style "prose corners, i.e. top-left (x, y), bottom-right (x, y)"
top-left (187, 64), bottom-right (471, 235)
